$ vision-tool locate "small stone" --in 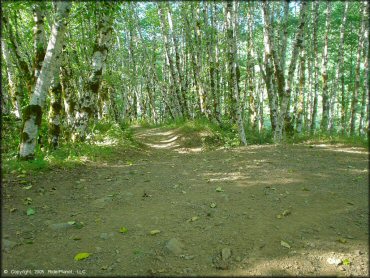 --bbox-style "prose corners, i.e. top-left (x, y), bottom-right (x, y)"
top-left (49, 223), bottom-right (74, 230)
top-left (221, 247), bottom-right (232, 261)
top-left (156, 255), bottom-right (164, 262)
top-left (100, 232), bottom-right (114, 240)
top-left (354, 250), bottom-right (363, 256)
top-left (339, 266), bottom-right (346, 271)
top-left (165, 238), bottom-right (184, 255)
top-left (2, 239), bottom-right (18, 251)
top-left (327, 257), bottom-right (341, 266)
